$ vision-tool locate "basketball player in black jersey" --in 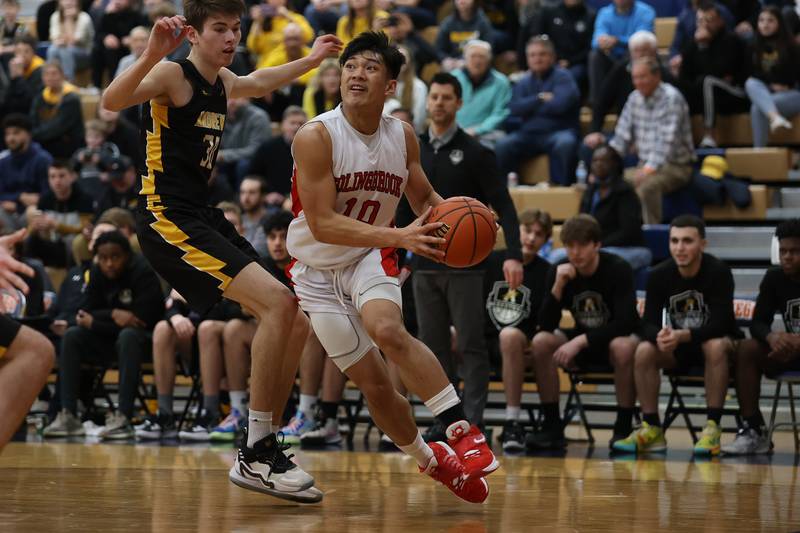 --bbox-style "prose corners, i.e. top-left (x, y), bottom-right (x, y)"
top-left (0, 229), bottom-right (55, 452)
top-left (102, 0), bottom-right (341, 503)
